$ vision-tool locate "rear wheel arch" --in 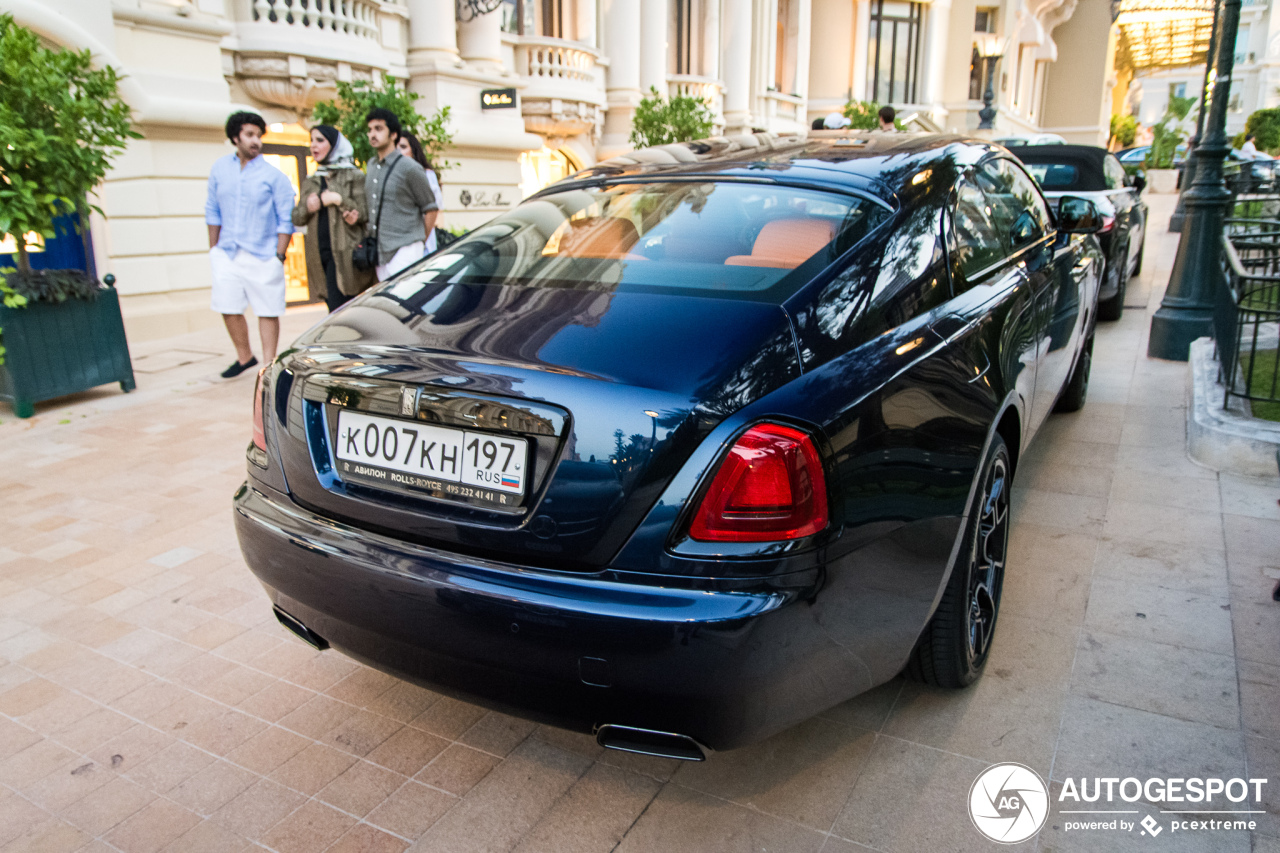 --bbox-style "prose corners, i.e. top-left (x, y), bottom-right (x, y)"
top-left (995, 405), bottom-right (1022, 478)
